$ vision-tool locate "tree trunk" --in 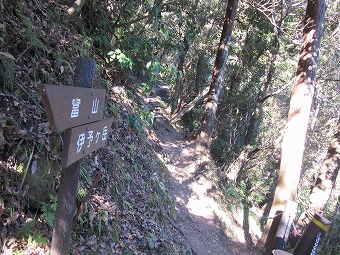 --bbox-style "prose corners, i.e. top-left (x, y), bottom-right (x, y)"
top-left (67, 0), bottom-right (87, 17)
top-left (226, 51), bottom-right (278, 181)
top-left (197, 0), bottom-right (239, 148)
top-left (194, 52), bottom-right (205, 95)
top-left (256, 0), bottom-right (326, 252)
top-left (296, 119), bottom-right (339, 232)
top-left (173, 36), bottom-right (190, 115)
top-left (244, 51), bottom-right (277, 145)
top-left (170, 86), bottom-right (210, 123)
